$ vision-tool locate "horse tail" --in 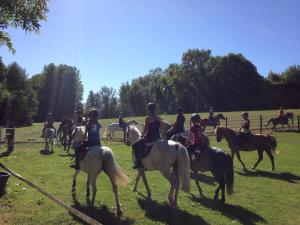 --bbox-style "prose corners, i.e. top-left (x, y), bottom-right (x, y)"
top-left (103, 149), bottom-right (129, 186)
top-left (268, 135), bottom-right (277, 155)
top-left (225, 154), bottom-right (234, 195)
top-left (176, 144), bottom-right (190, 193)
